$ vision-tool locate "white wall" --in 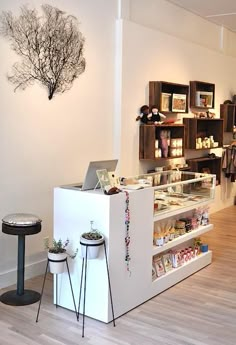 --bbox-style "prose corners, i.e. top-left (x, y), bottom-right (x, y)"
top-left (117, 1), bottom-right (236, 211)
top-left (129, 0), bottom-right (236, 58)
top-left (0, 0), bottom-right (118, 286)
